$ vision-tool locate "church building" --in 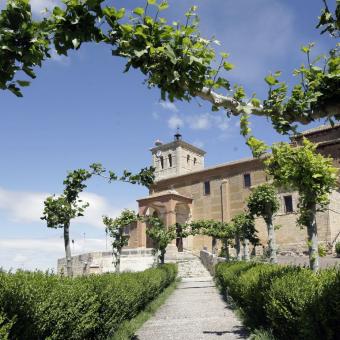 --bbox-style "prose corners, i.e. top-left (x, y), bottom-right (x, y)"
top-left (128, 124), bottom-right (340, 256)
